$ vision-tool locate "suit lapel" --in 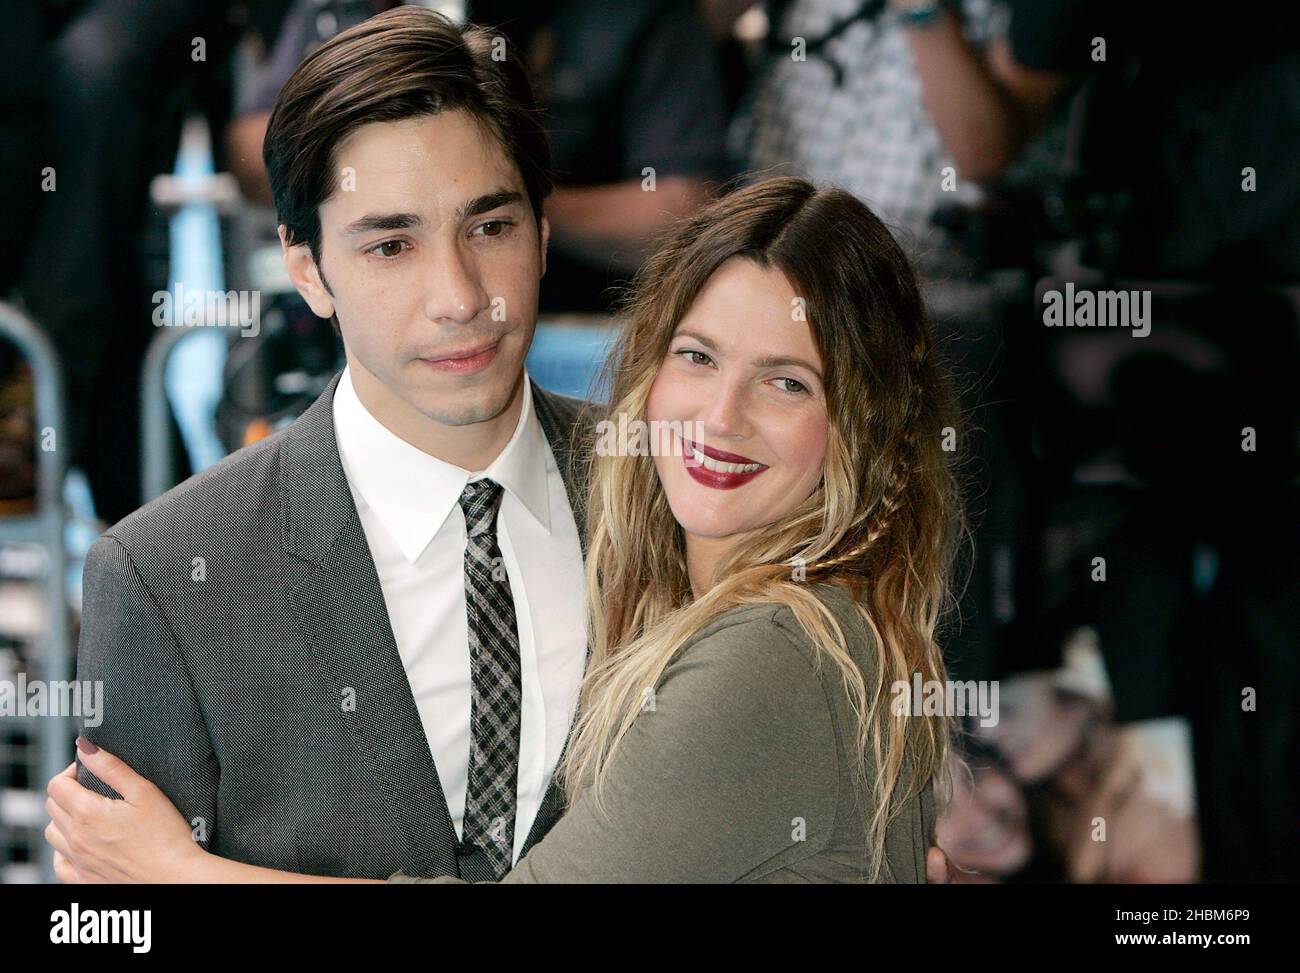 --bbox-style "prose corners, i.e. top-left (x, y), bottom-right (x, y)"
top-left (281, 371), bottom-right (459, 876)
top-left (529, 378), bottom-right (593, 560)
top-left (523, 379), bottom-right (599, 857)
